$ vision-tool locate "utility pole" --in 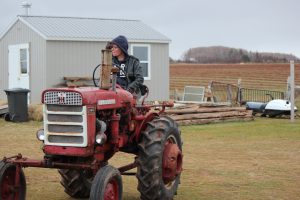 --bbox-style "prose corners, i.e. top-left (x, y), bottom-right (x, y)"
top-left (290, 60), bottom-right (295, 122)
